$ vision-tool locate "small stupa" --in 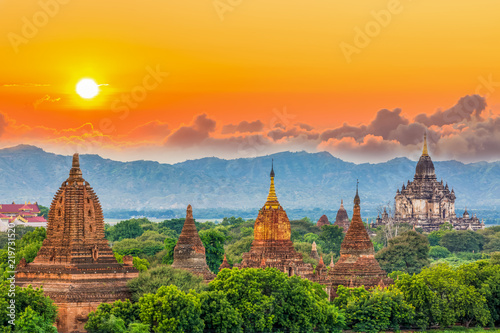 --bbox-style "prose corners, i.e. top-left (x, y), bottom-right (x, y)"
top-left (171, 205), bottom-right (215, 280)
